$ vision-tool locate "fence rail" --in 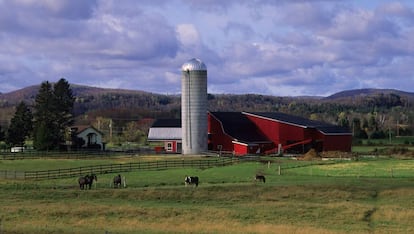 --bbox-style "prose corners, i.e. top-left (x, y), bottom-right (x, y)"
top-left (0, 150), bottom-right (142, 160)
top-left (0, 157), bottom-right (238, 180)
